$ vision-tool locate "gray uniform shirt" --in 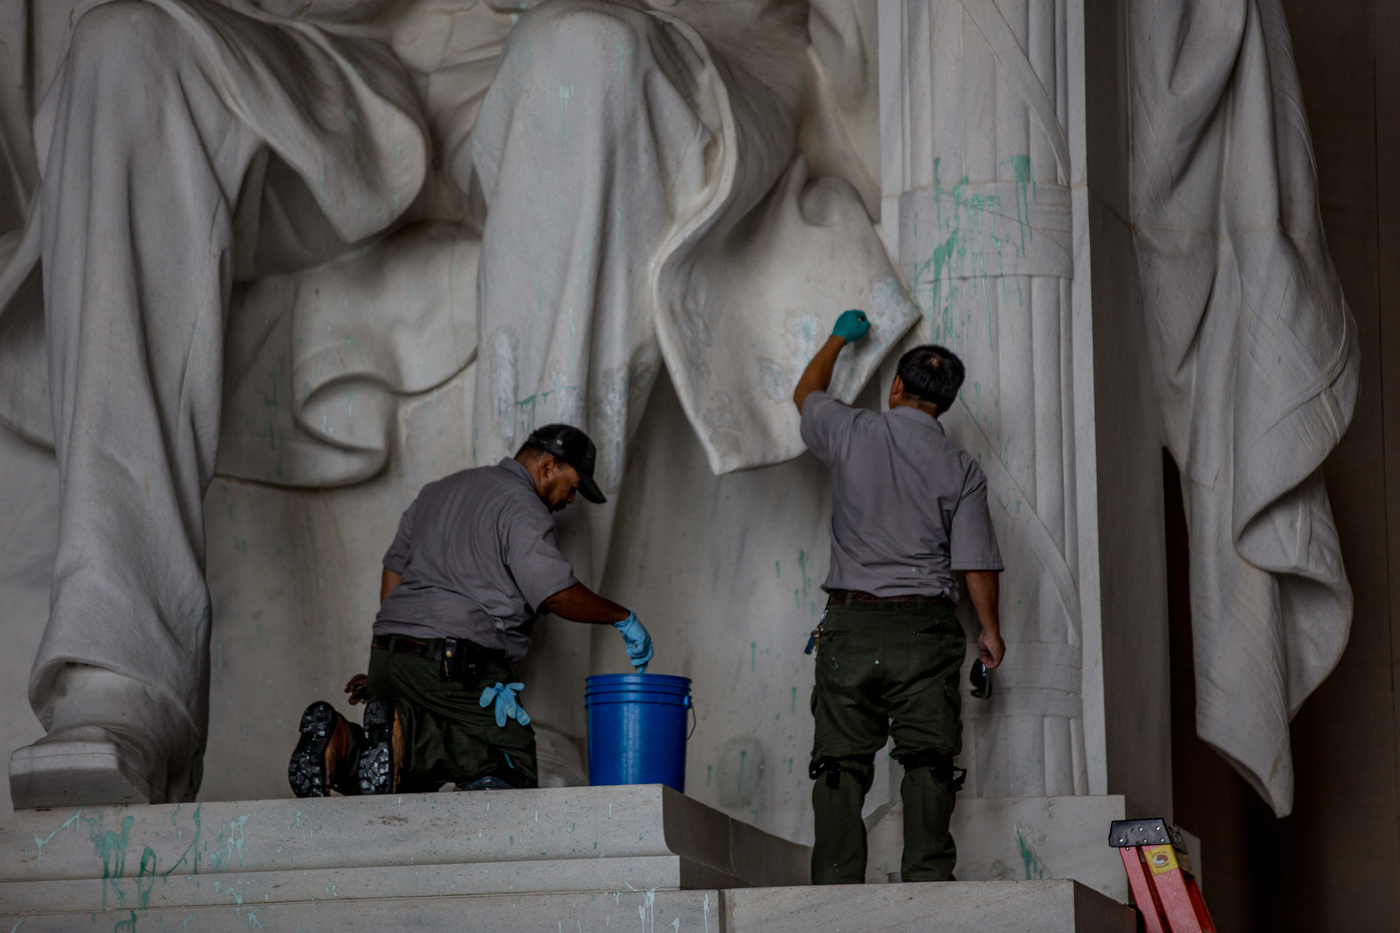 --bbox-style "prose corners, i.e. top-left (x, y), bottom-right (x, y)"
top-left (373, 459), bottom-right (579, 659)
top-left (801, 391), bottom-right (1003, 602)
